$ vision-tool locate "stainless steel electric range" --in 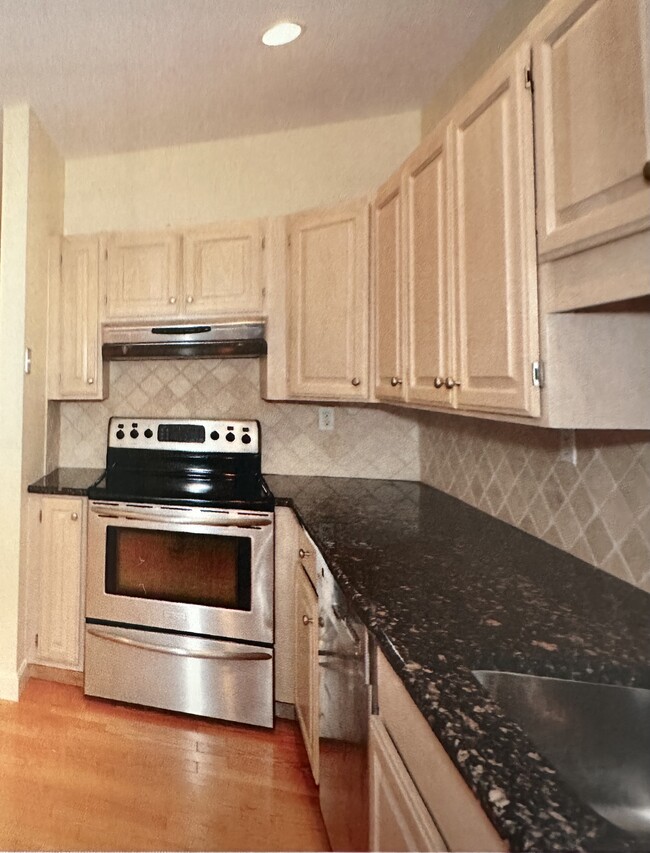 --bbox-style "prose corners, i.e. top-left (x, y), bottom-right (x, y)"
top-left (85, 417), bottom-right (275, 728)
